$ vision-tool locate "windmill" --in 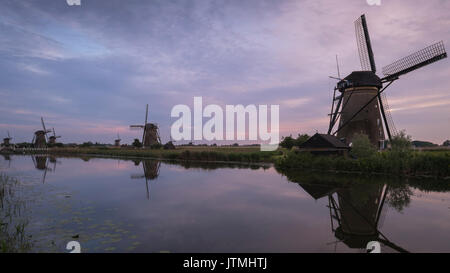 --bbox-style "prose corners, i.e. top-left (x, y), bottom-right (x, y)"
top-left (2, 131), bottom-right (12, 147)
top-left (130, 104), bottom-right (161, 148)
top-left (327, 14), bottom-right (447, 148)
top-left (32, 117), bottom-right (52, 148)
top-left (114, 133), bottom-right (121, 147)
top-left (49, 127), bottom-right (61, 145)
